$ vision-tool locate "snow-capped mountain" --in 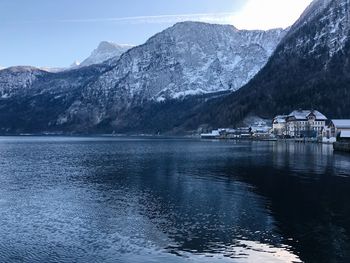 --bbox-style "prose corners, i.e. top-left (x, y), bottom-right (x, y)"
top-left (1, 2), bottom-right (348, 134)
top-left (79, 41), bottom-right (134, 67)
top-left (0, 21), bottom-right (286, 133)
top-left (186, 0), bottom-right (350, 130)
top-left (70, 61), bottom-right (81, 68)
top-left (85, 22), bottom-right (286, 101)
top-left (57, 22), bottom-right (286, 128)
